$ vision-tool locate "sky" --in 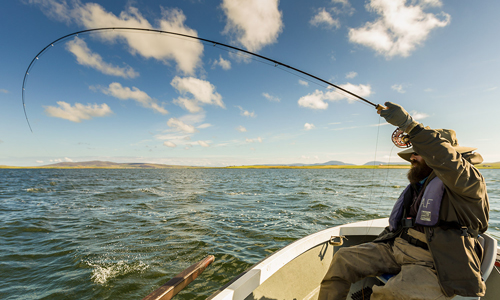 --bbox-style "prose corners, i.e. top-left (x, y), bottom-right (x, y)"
top-left (1, 0), bottom-right (499, 167)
